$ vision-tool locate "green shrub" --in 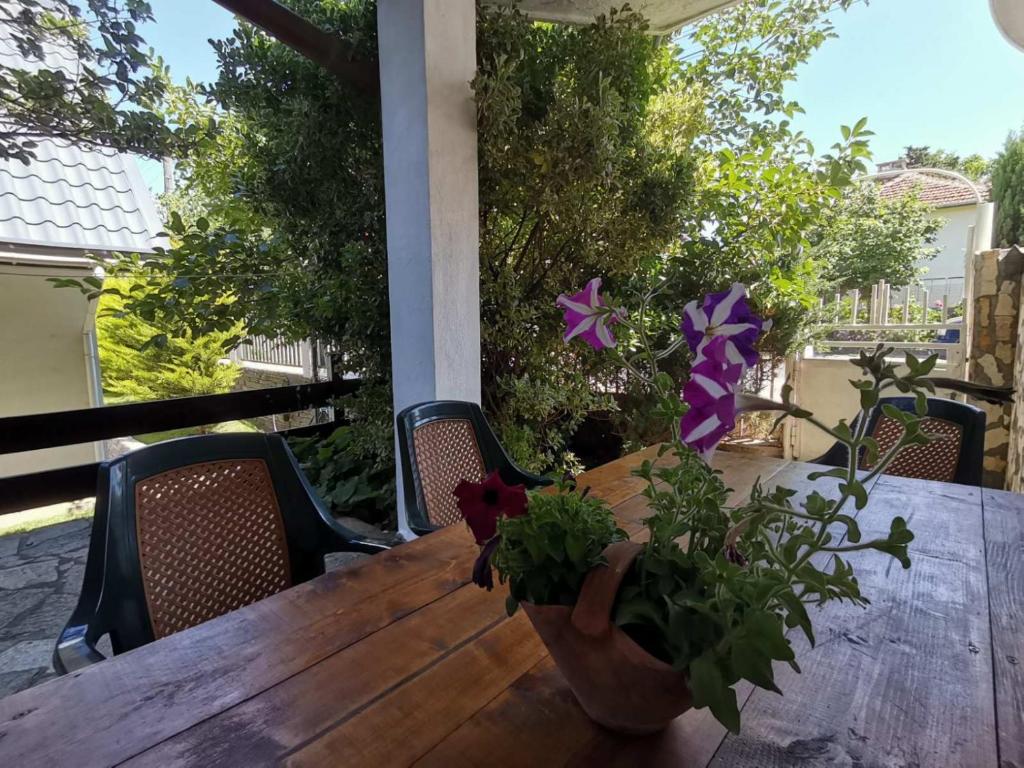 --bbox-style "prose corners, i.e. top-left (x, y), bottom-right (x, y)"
top-left (287, 426), bottom-right (395, 524)
top-left (97, 277), bottom-right (242, 402)
top-left (992, 128), bottom-right (1024, 247)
